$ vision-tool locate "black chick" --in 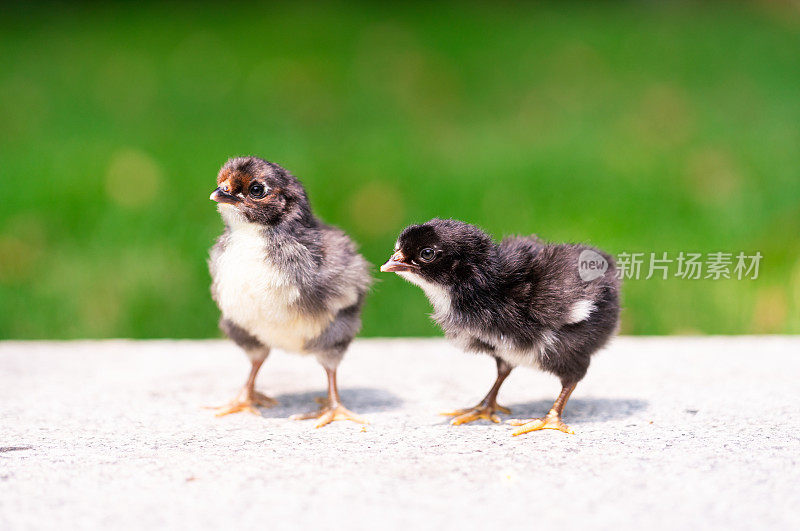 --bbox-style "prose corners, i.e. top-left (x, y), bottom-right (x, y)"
top-left (380, 218), bottom-right (620, 435)
top-left (208, 156), bottom-right (372, 427)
